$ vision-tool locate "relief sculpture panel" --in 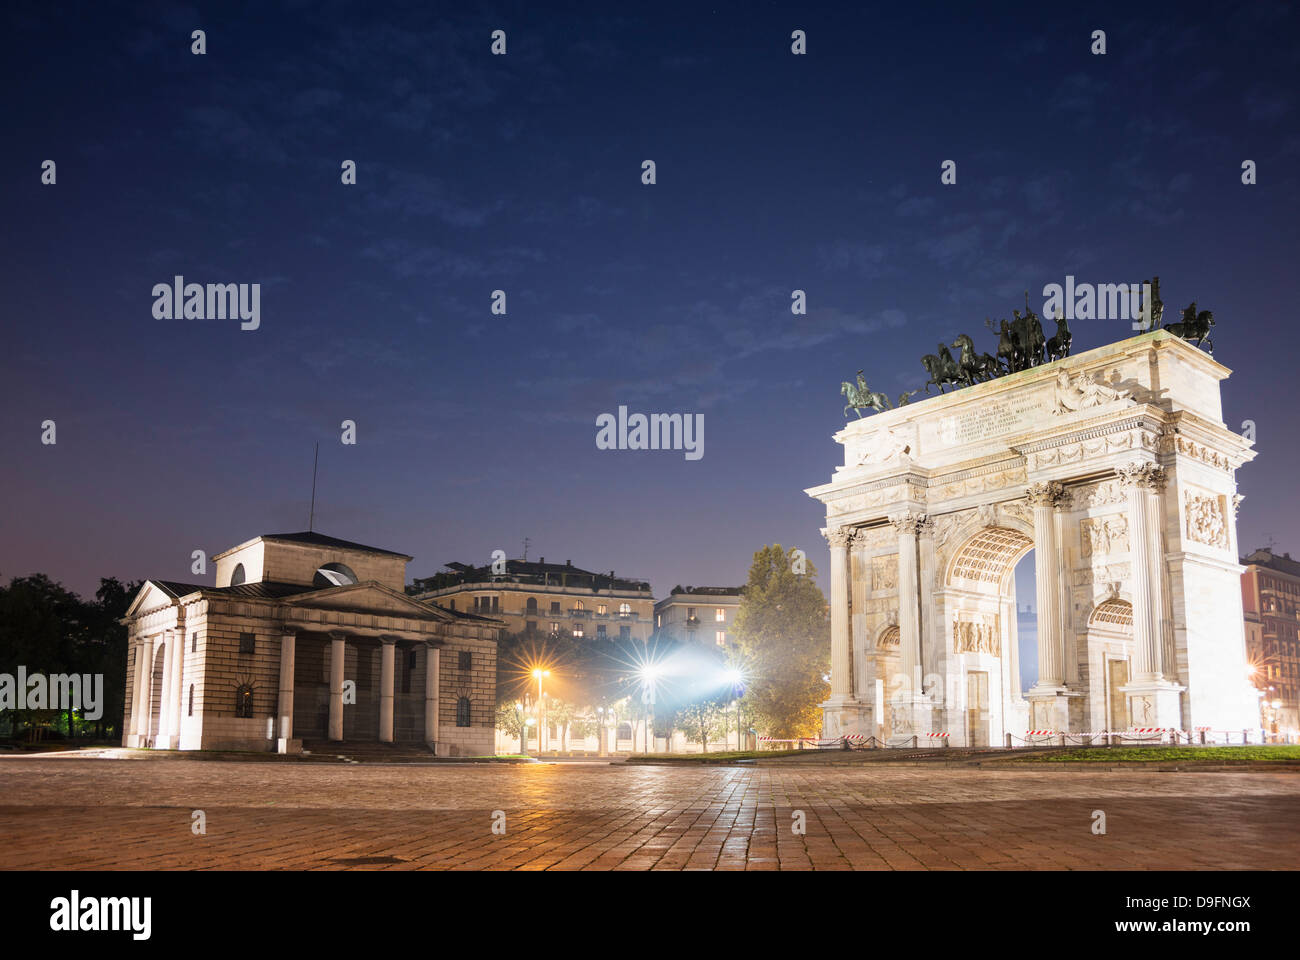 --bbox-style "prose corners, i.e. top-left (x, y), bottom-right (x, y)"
top-left (1080, 514), bottom-right (1129, 558)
